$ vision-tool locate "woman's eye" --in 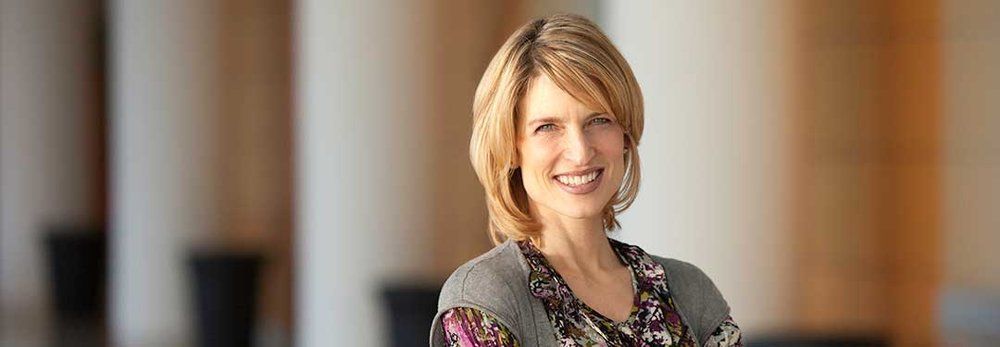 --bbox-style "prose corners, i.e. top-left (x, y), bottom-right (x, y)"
top-left (536, 124), bottom-right (556, 133)
top-left (590, 117), bottom-right (612, 125)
